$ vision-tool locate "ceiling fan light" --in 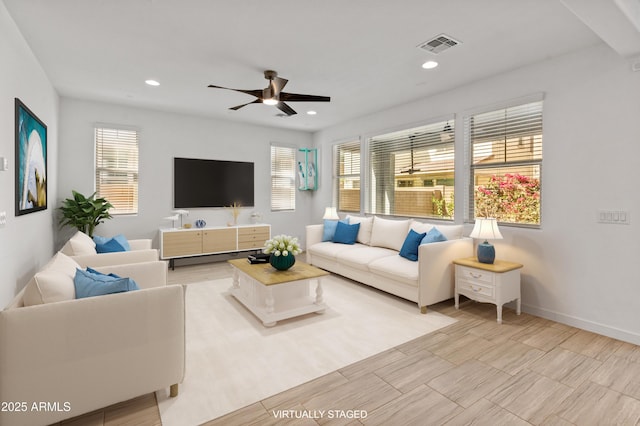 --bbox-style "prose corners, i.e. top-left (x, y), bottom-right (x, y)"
top-left (263, 98), bottom-right (278, 106)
